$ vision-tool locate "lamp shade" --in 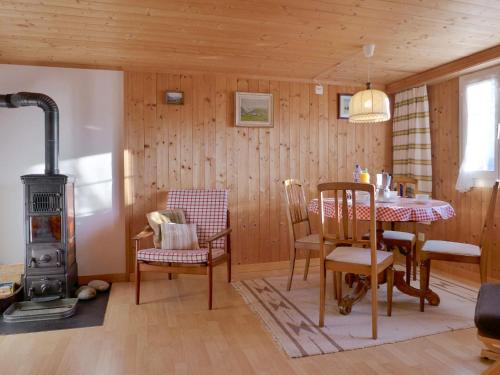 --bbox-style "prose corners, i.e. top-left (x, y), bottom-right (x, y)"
top-left (348, 88), bottom-right (391, 123)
